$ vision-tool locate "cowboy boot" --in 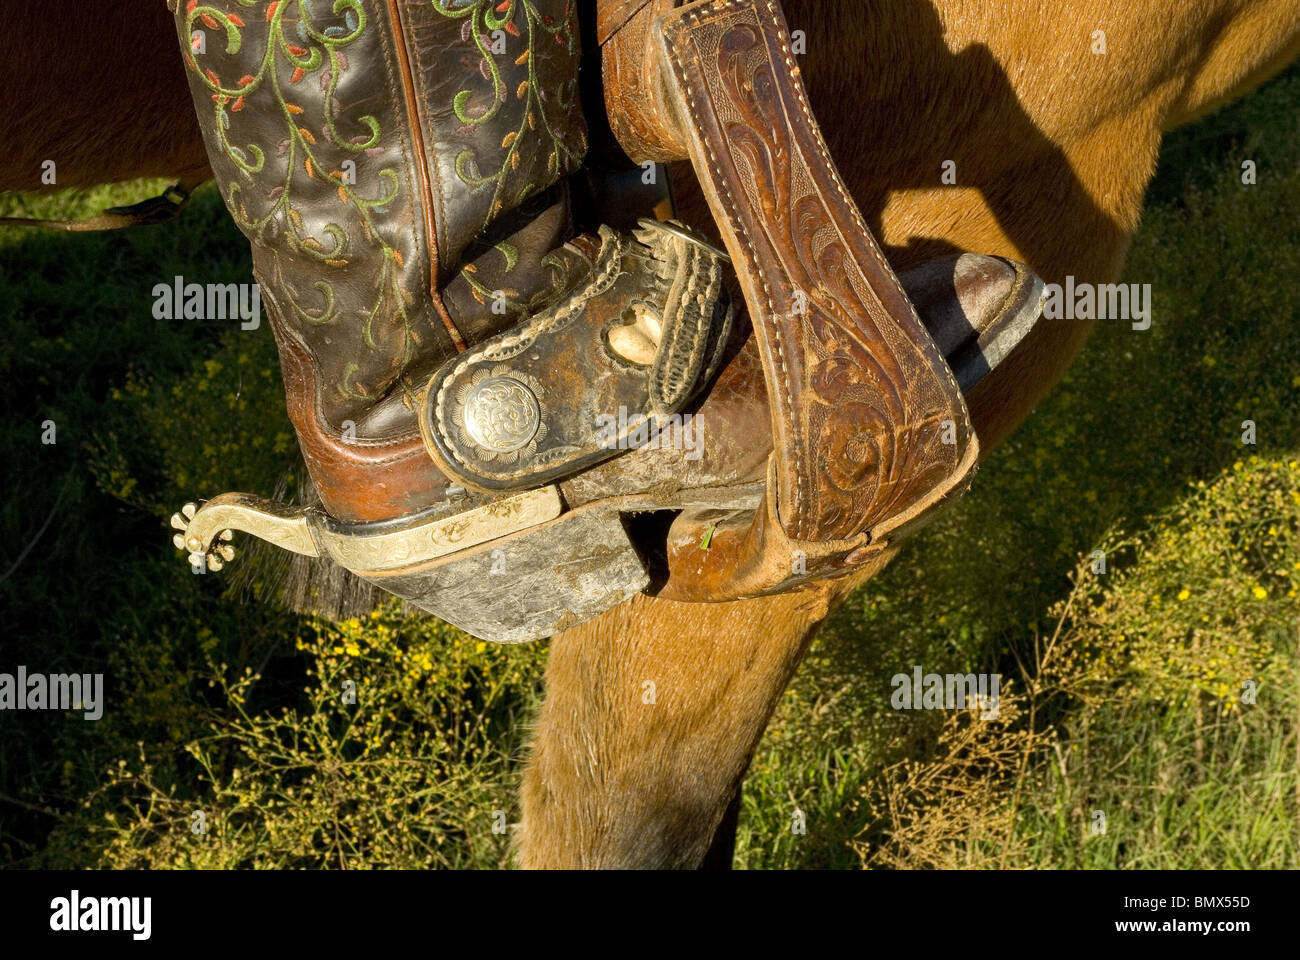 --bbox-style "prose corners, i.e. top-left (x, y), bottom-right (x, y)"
top-left (167, 0), bottom-right (1047, 640)
top-left (166, 0), bottom-right (737, 640)
top-left (169, 0), bottom-right (598, 524)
